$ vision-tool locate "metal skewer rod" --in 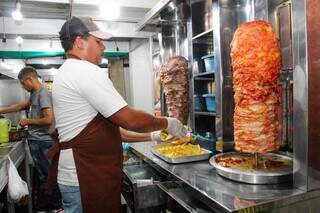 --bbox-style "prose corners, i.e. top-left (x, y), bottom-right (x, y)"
top-left (254, 152), bottom-right (259, 168)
